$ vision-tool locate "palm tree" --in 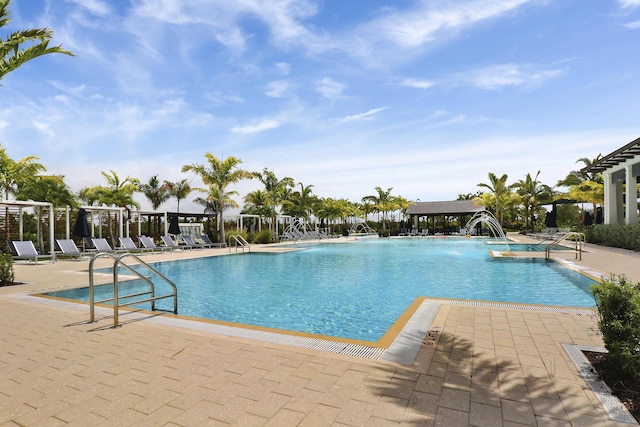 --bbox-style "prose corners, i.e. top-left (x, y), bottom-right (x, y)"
top-left (163, 178), bottom-right (191, 213)
top-left (362, 186), bottom-right (395, 232)
top-left (79, 170), bottom-right (139, 243)
top-left (182, 154), bottom-right (253, 244)
top-left (511, 171), bottom-right (554, 231)
top-left (255, 168), bottom-right (294, 233)
top-left (140, 175), bottom-right (169, 210)
top-left (557, 155), bottom-right (604, 187)
top-left (139, 175), bottom-right (170, 235)
top-left (282, 182), bottom-right (316, 222)
top-left (243, 189), bottom-right (271, 229)
top-left (1, 0), bottom-right (74, 81)
top-left (0, 146), bottom-right (47, 242)
top-left (477, 173), bottom-right (510, 225)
